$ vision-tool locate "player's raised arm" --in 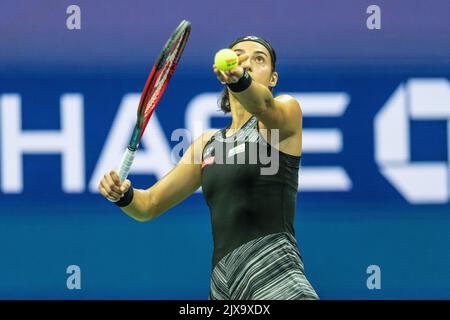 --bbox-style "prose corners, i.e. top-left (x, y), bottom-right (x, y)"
top-left (98, 130), bottom-right (217, 222)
